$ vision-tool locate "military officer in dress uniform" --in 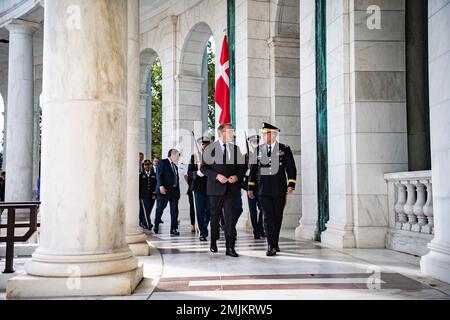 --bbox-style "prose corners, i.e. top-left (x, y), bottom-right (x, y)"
top-left (139, 159), bottom-right (157, 231)
top-left (248, 123), bottom-right (297, 256)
